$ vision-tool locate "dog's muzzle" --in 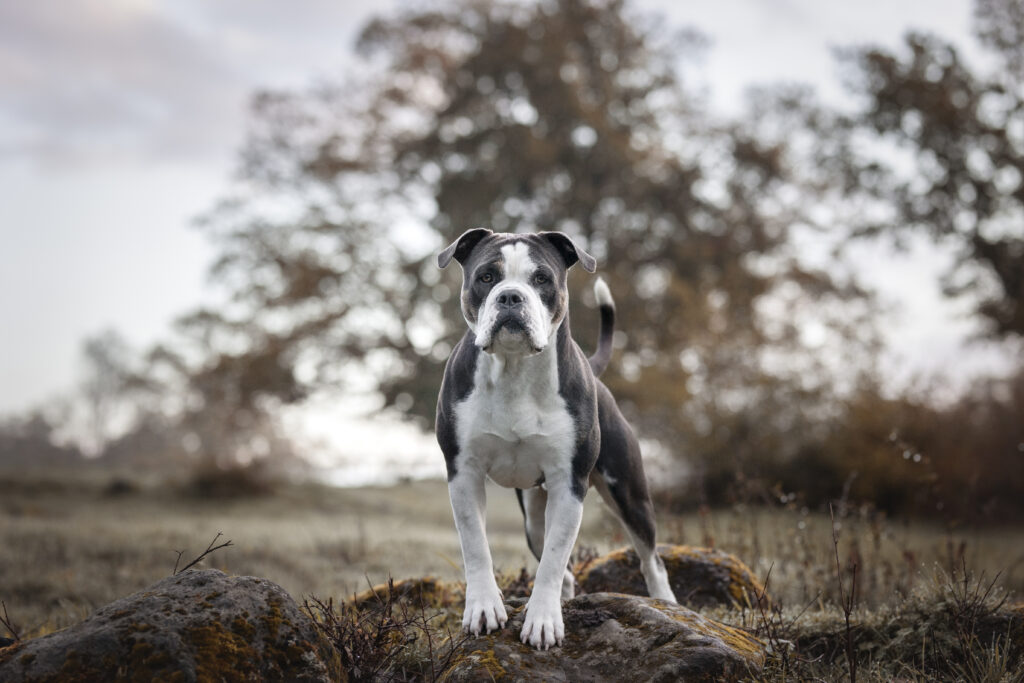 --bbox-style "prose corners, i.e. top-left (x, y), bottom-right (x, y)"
top-left (477, 286), bottom-right (546, 354)
top-left (491, 290), bottom-right (528, 336)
